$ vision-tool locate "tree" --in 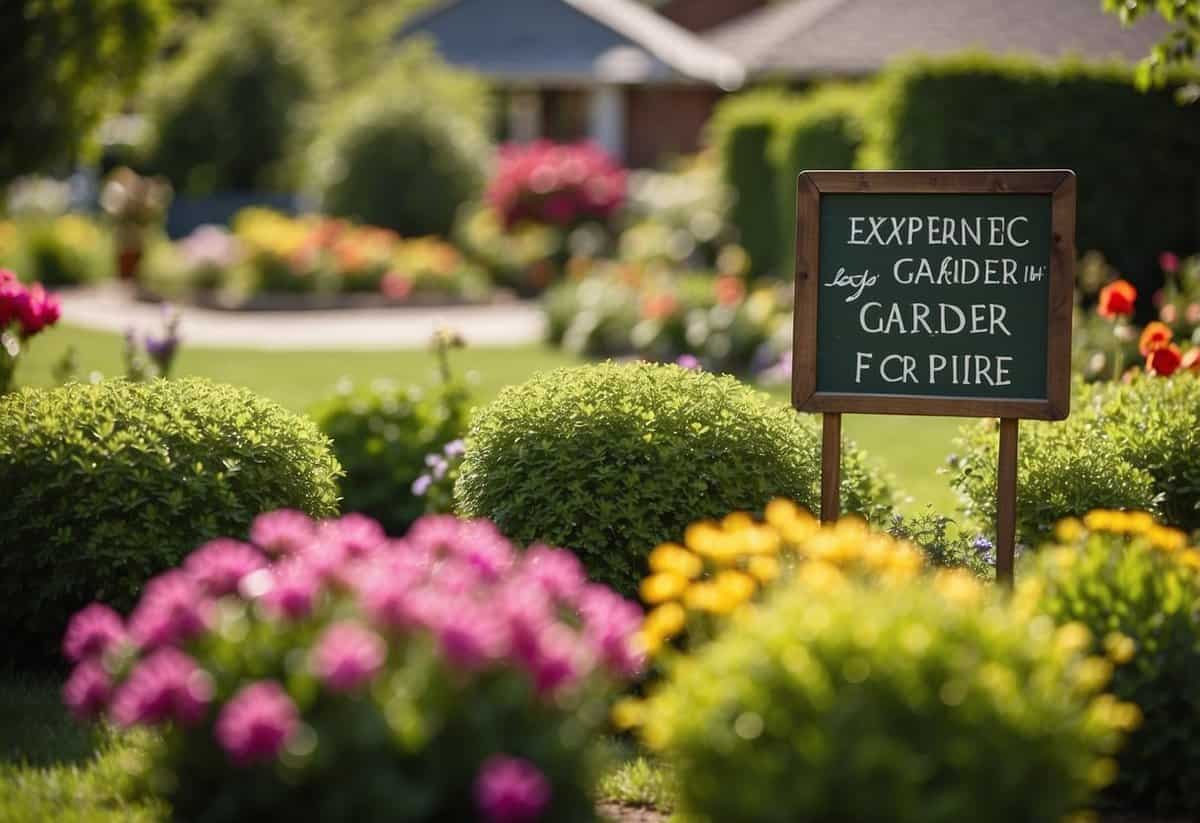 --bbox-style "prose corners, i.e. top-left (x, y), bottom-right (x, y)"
top-left (1103, 0), bottom-right (1200, 98)
top-left (0, 0), bottom-right (170, 181)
